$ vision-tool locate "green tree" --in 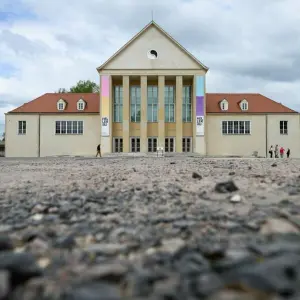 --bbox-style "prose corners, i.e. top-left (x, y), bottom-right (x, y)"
top-left (70, 80), bottom-right (99, 93)
top-left (55, 80), bottom-right (99, 93)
